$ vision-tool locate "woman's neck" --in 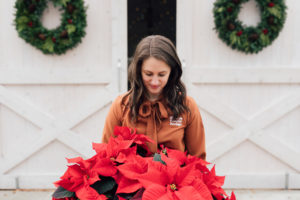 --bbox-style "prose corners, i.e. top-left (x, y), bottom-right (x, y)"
top-left (145, 92), bottom-right (161, 102)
